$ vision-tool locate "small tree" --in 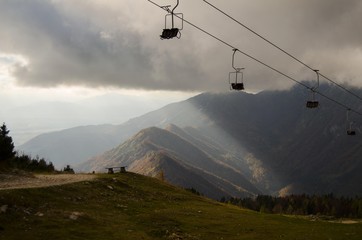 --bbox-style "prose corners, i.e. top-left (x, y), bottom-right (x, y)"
top-left (0, 123), bottom-right (15, 162)
top-left (63, 165), bottom-right (75, 174)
